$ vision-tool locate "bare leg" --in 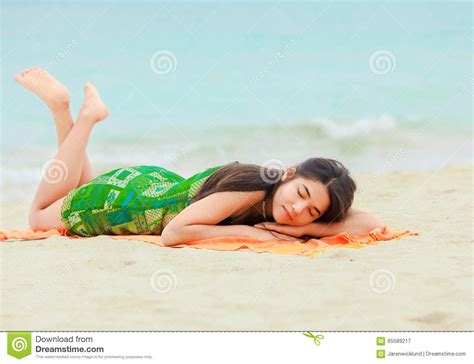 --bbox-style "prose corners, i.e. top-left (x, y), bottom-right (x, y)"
top-left (14, 67), bottom-right (94, 186)
top-left (51, 109), bottom-right (95, 187)
top-left (30, 82), bottom-right (108, 212)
